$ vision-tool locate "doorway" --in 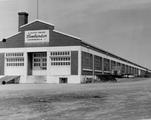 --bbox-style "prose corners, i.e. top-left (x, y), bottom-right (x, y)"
top-left (32, 52), bottom-right (47, 70)
top-left (27, 52), bottom-right (47, 76)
